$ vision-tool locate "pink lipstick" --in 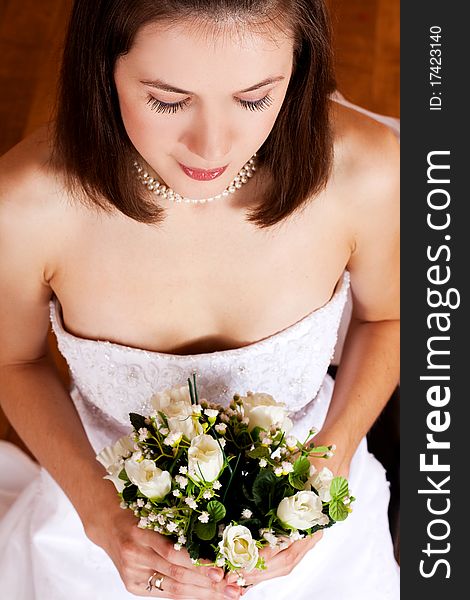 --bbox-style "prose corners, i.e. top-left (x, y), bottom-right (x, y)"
top-left (179, 163), bottom-right (227, 181)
